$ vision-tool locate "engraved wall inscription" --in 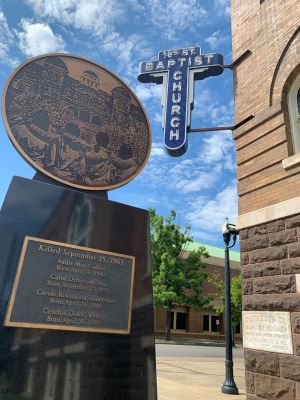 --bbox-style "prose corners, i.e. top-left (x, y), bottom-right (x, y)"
top-left (243, 311), bottom-right (293, 354)
top-left (5, 237), bottom-right (135, 334)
